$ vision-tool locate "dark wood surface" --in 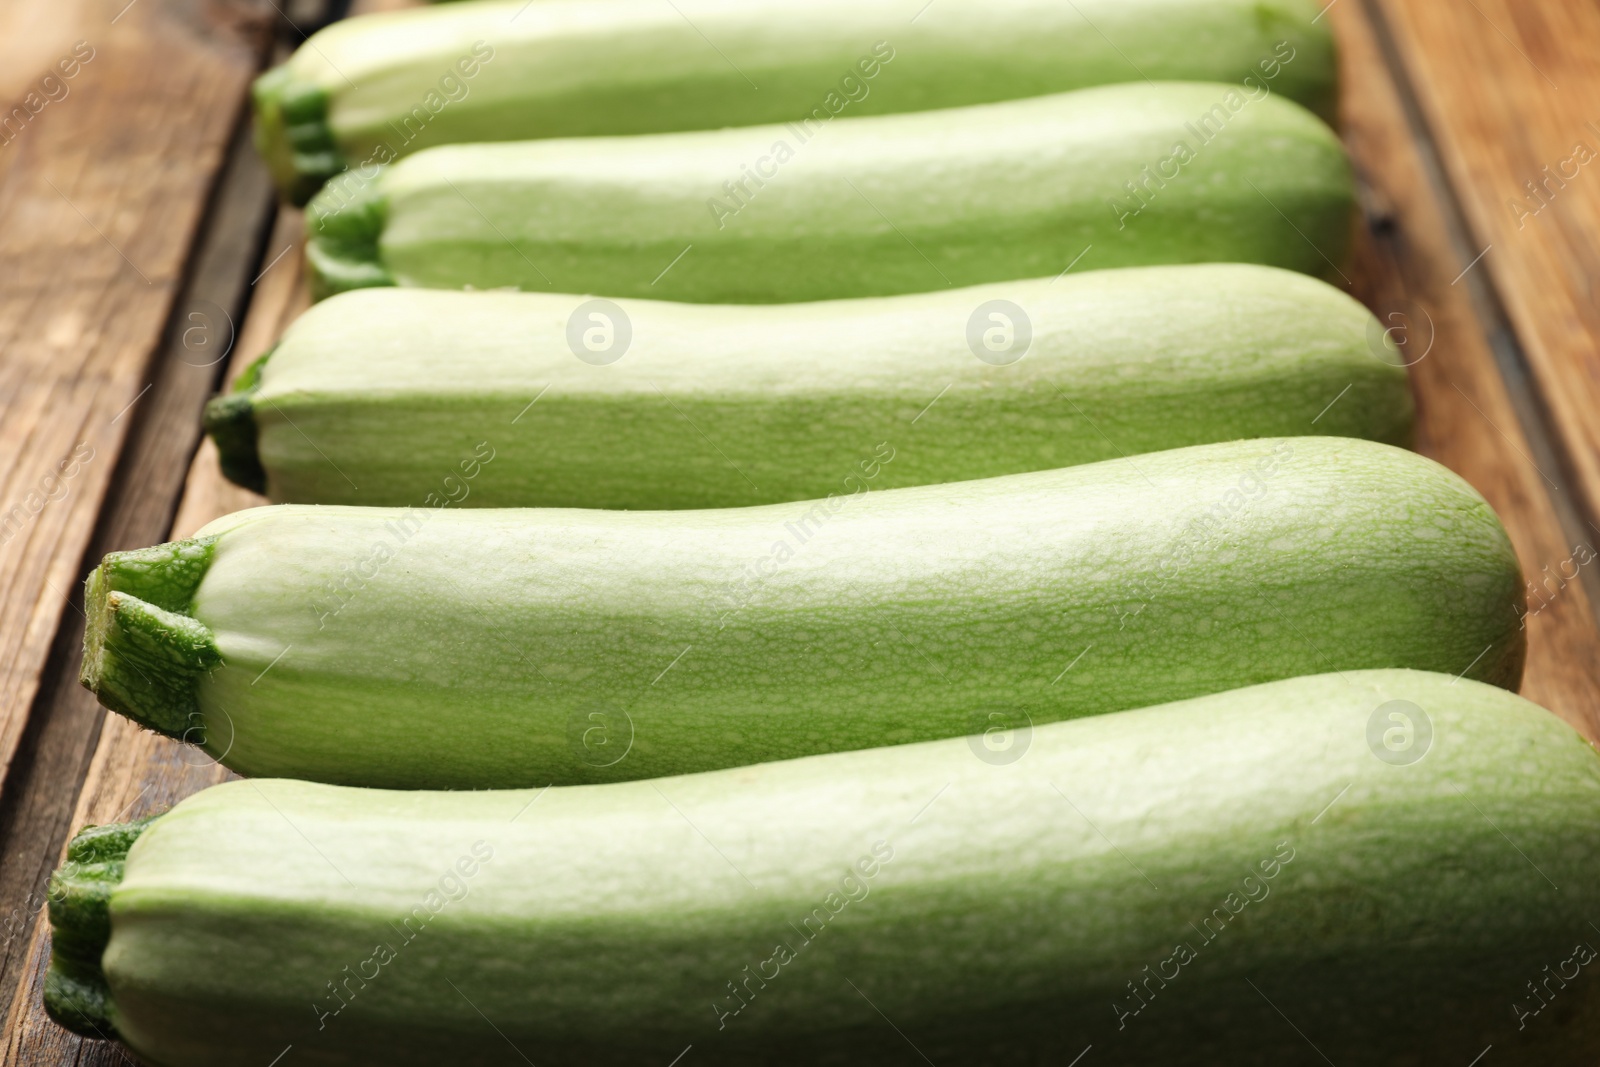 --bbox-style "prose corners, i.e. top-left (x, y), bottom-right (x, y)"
top-left (3, 0), bottom-right (1599, 1060)
top-left (1338, 0), bottom-right (1600, 733)
top-left (1376, 0), bottom-right (1600, 536)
